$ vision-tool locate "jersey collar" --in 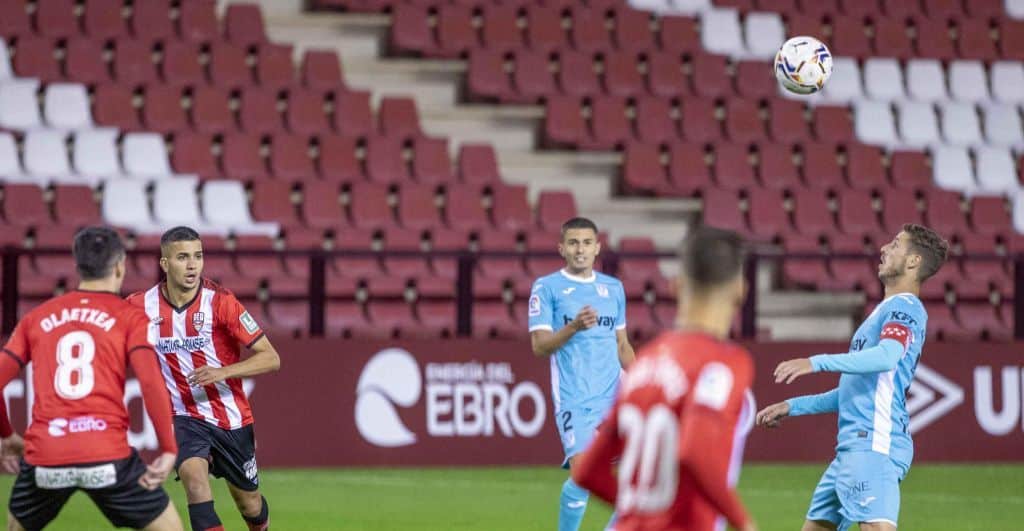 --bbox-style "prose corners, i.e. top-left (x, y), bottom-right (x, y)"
top-left (882, 292), bottom-right (920, 304)
top-left (160, 280), bottom-right (203, 314)
top-left (559, 269), bottom-right (596, 283)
